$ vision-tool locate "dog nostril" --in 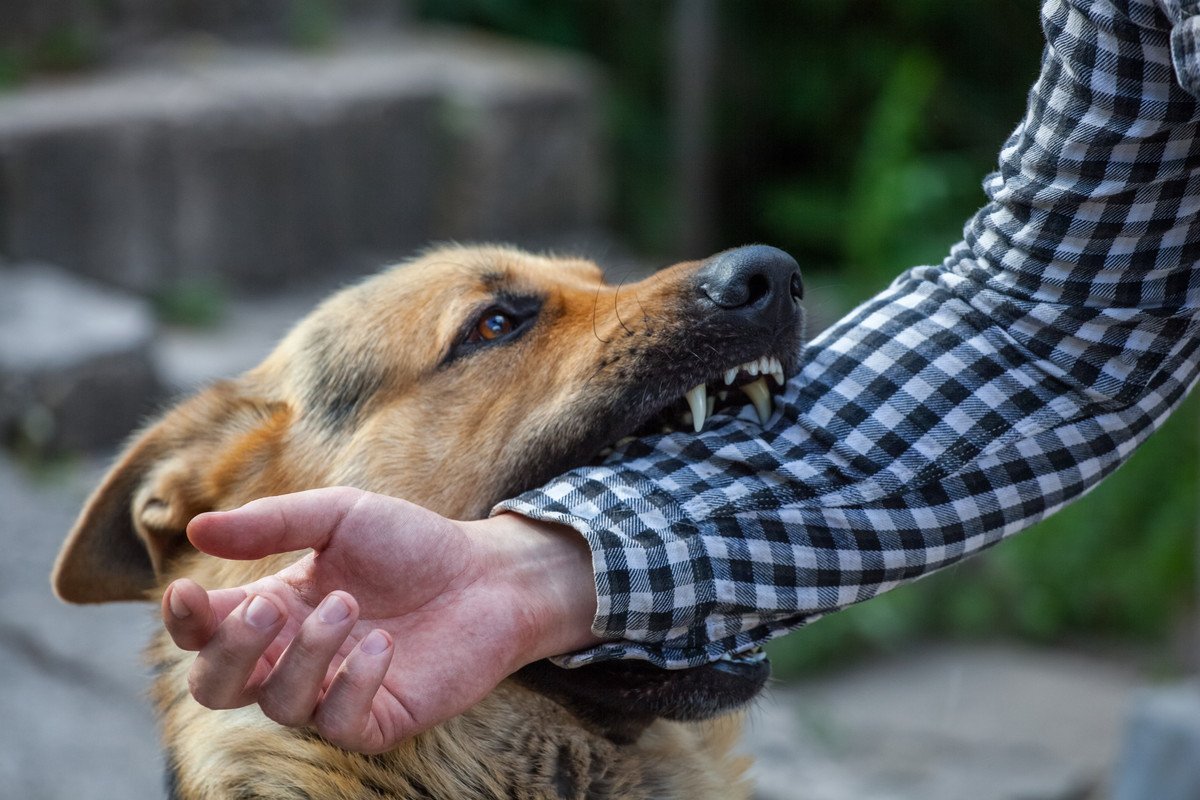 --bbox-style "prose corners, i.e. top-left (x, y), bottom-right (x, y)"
top-left (790, 272), bottom-right (804, 302)
top-left (746, 273), bottom-right (770, 307)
